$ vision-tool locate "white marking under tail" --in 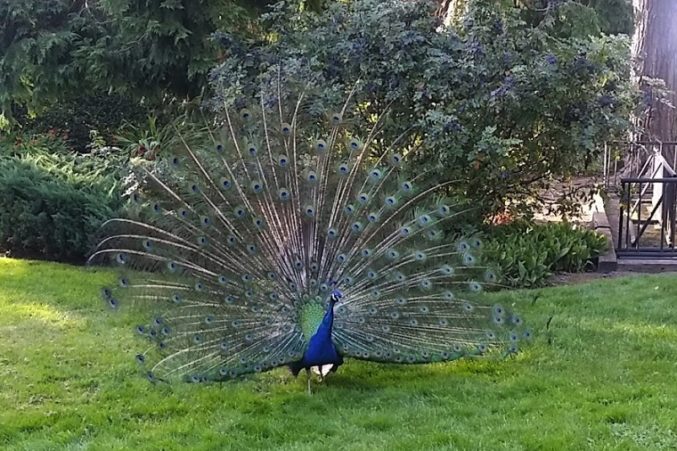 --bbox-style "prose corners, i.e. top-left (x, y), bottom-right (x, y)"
top-left (311, 364), bottom-right (334, 377)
